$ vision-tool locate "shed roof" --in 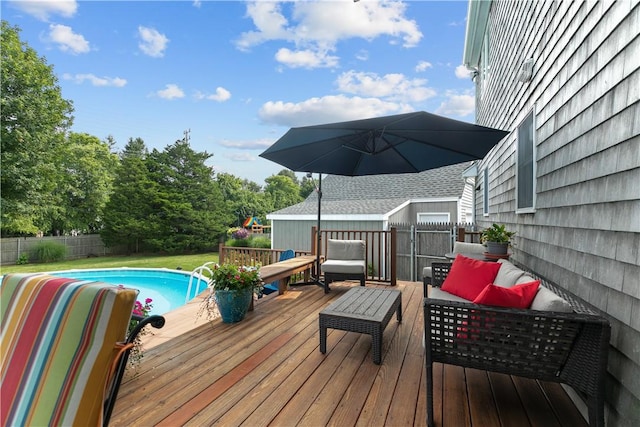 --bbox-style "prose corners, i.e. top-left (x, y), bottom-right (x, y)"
top-left (270, 162), bottom-right (472, 217)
